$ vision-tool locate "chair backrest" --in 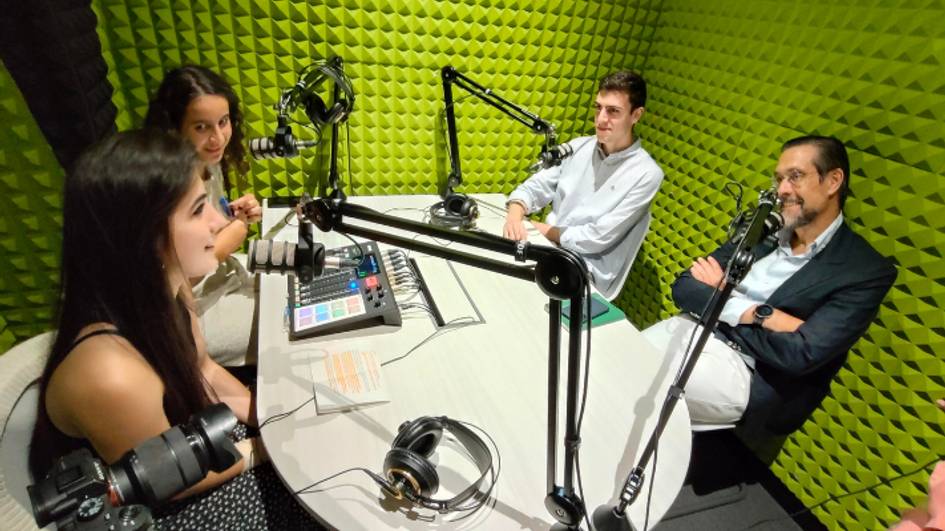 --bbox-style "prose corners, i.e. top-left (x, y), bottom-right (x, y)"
top-left (0, 332), bottom-right (53, 531)
top-left (600, 210), bottom-right (651, 300)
